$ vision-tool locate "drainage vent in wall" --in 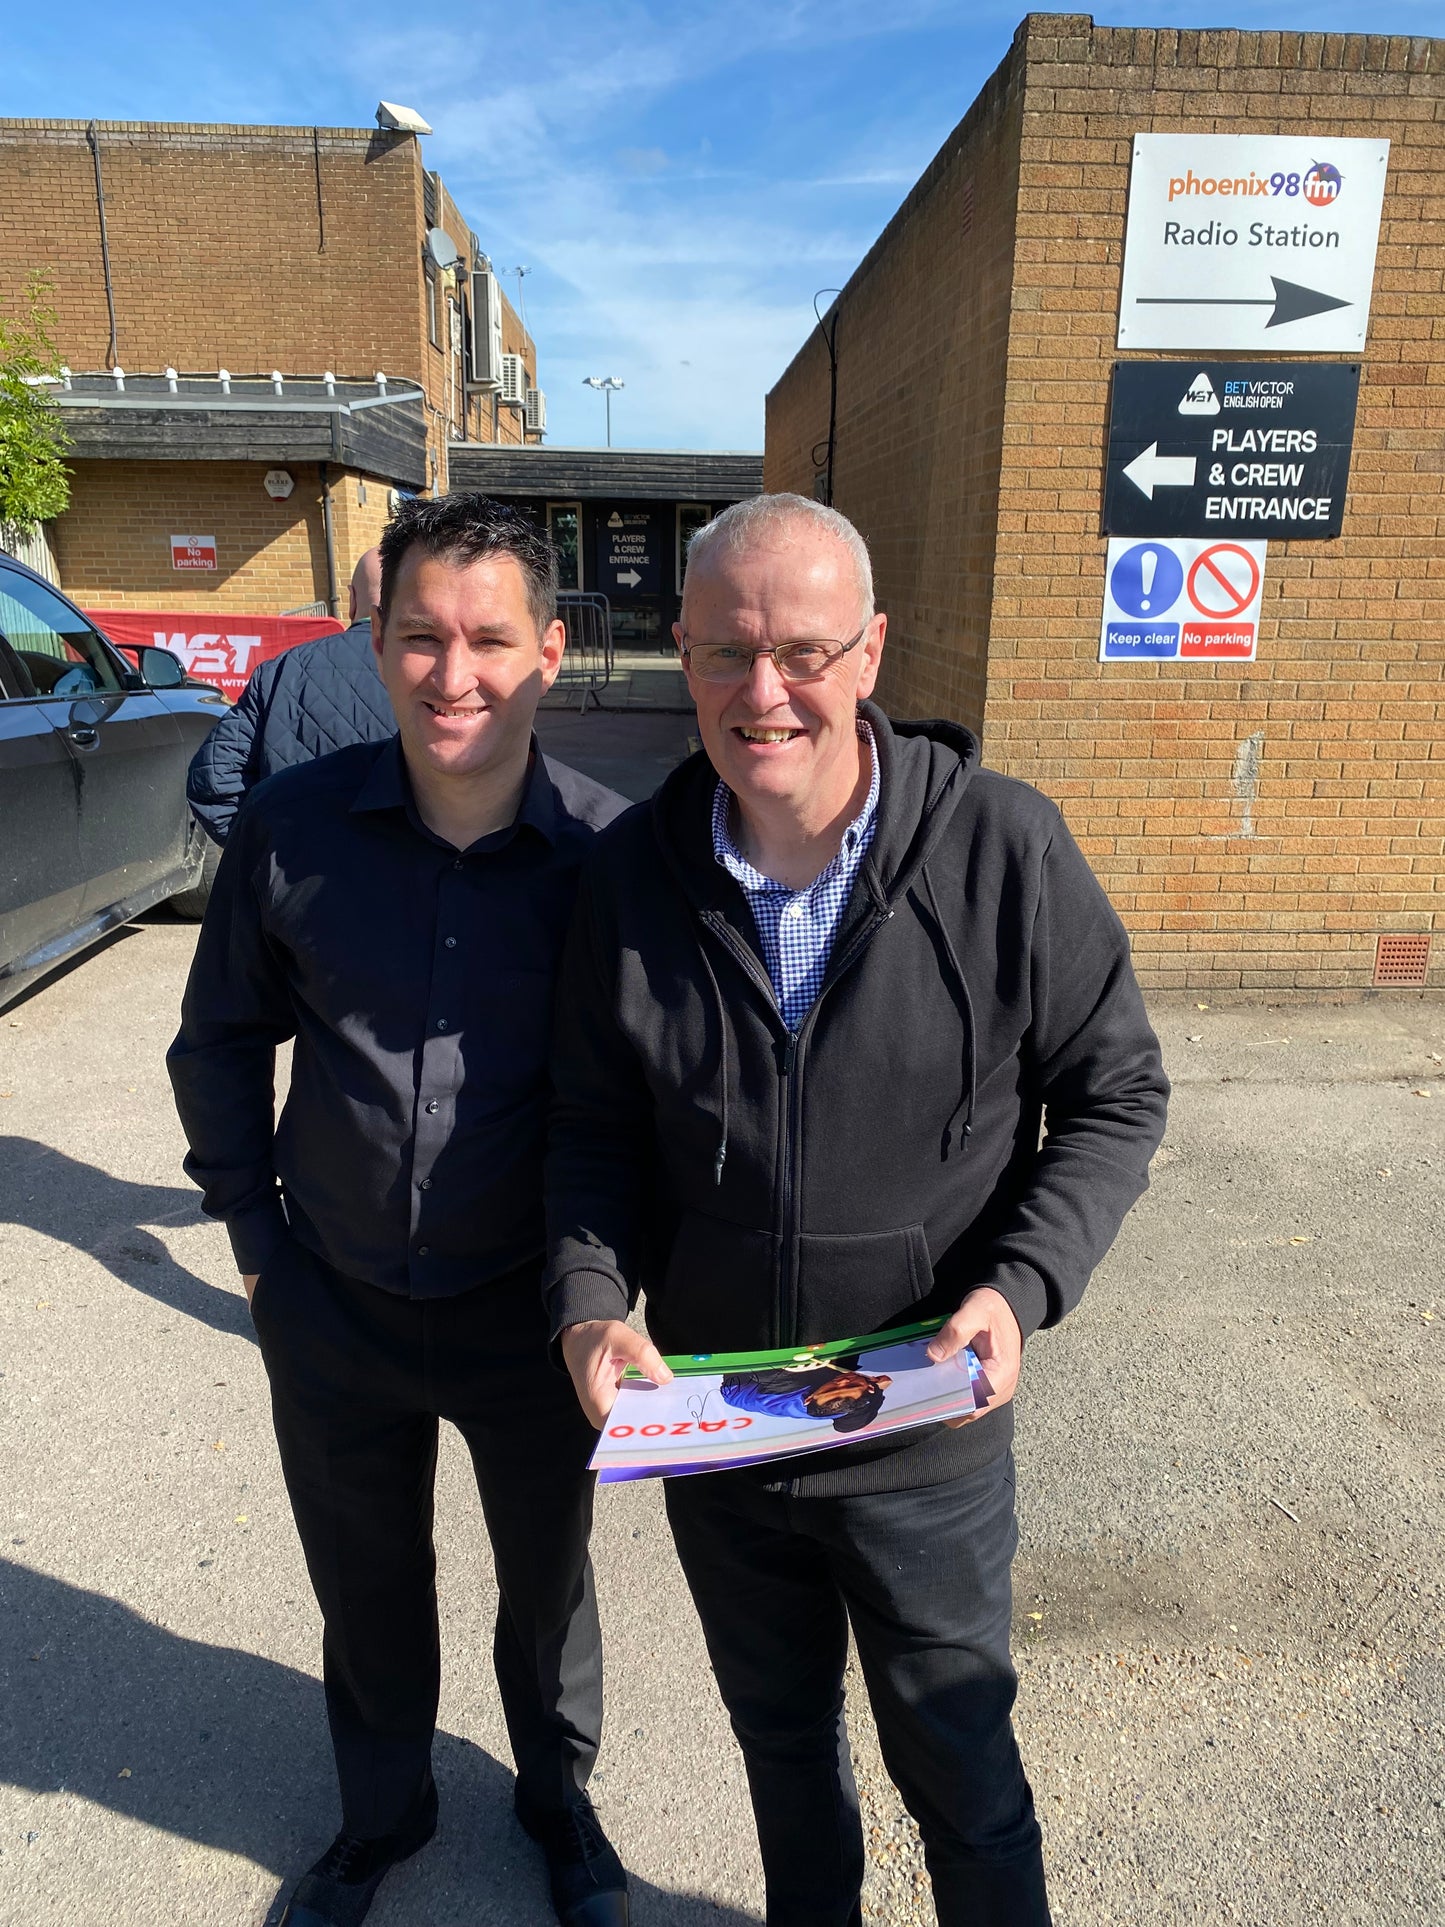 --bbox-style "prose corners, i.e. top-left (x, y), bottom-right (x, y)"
top-left (1372, 934), bottom-right (1432, 988)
